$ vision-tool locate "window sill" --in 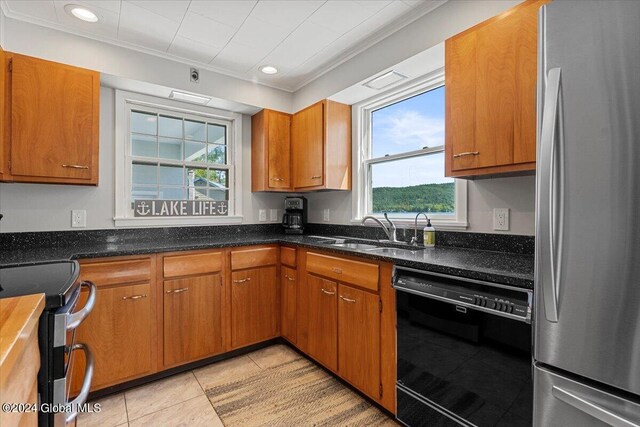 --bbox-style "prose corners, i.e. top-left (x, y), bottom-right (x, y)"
top-left (350, 218), bottom-right (468, 231)
top-left (114, 215), bottom-right (244, 228)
